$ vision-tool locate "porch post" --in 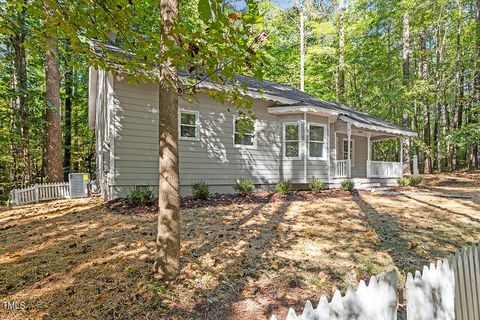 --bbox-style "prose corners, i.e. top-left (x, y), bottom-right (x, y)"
top-left (347, 122), bottom-right (352, 178)
top-left (399, 136), bottom-right (404, 176)
top-left (367, 132), bottom-right (371, 178)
